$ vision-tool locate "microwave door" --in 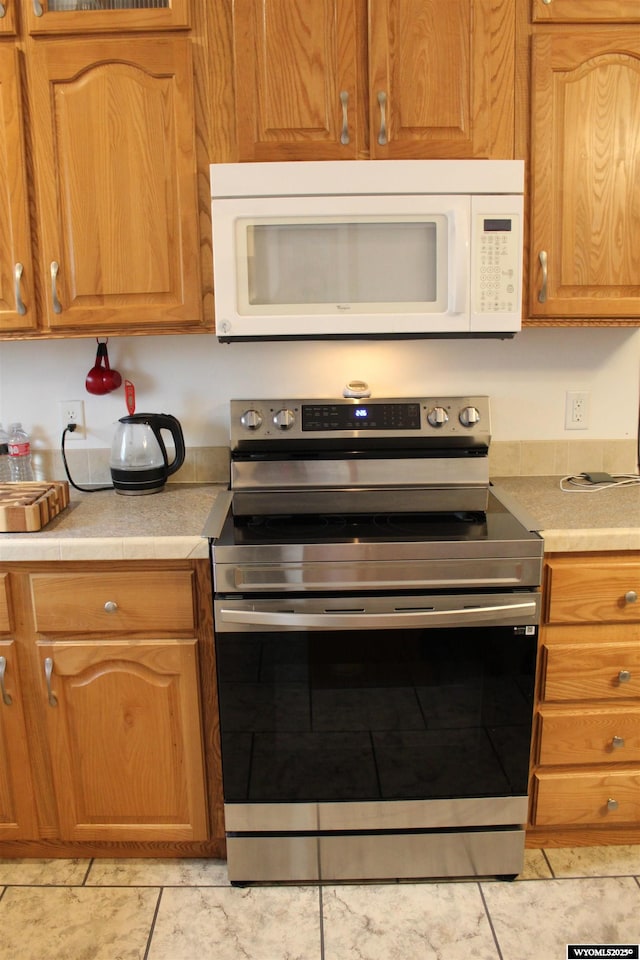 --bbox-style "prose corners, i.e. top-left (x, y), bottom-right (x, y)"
top-left (213, 194), bottom-right (472, 339)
